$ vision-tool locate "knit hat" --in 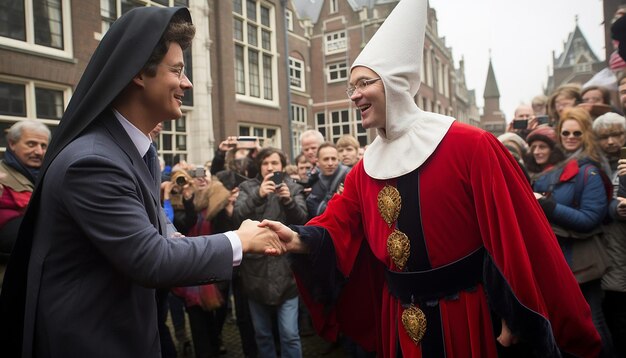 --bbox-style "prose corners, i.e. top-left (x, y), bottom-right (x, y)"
top-left (355, 0), bottom-right (455, 179)
top-left (497, 132), bottom-right (528, 153)
top-left (526, 126), bottom-right (558, 148)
